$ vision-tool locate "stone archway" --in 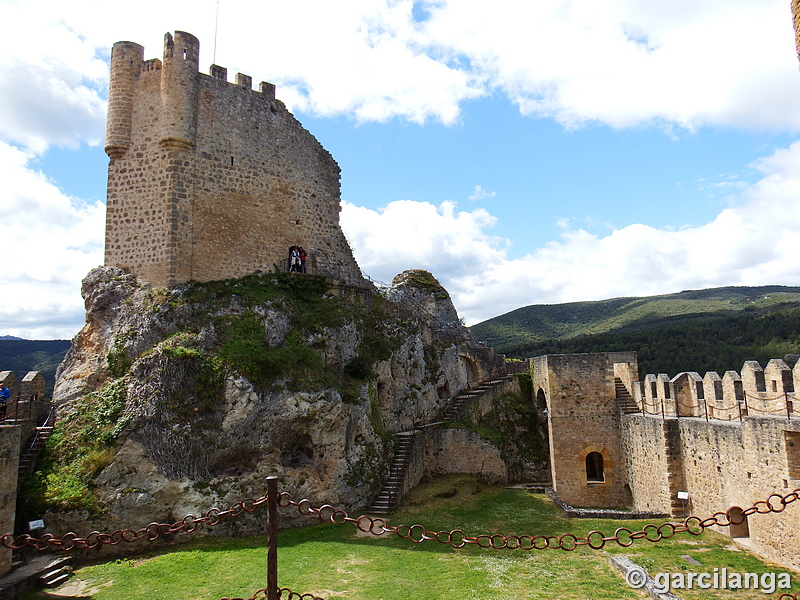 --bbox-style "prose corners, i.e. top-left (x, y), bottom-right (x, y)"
top-left (459, 354), bottom-right (480, 384)
top-left (536, 389), bottom-right (547, 412)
